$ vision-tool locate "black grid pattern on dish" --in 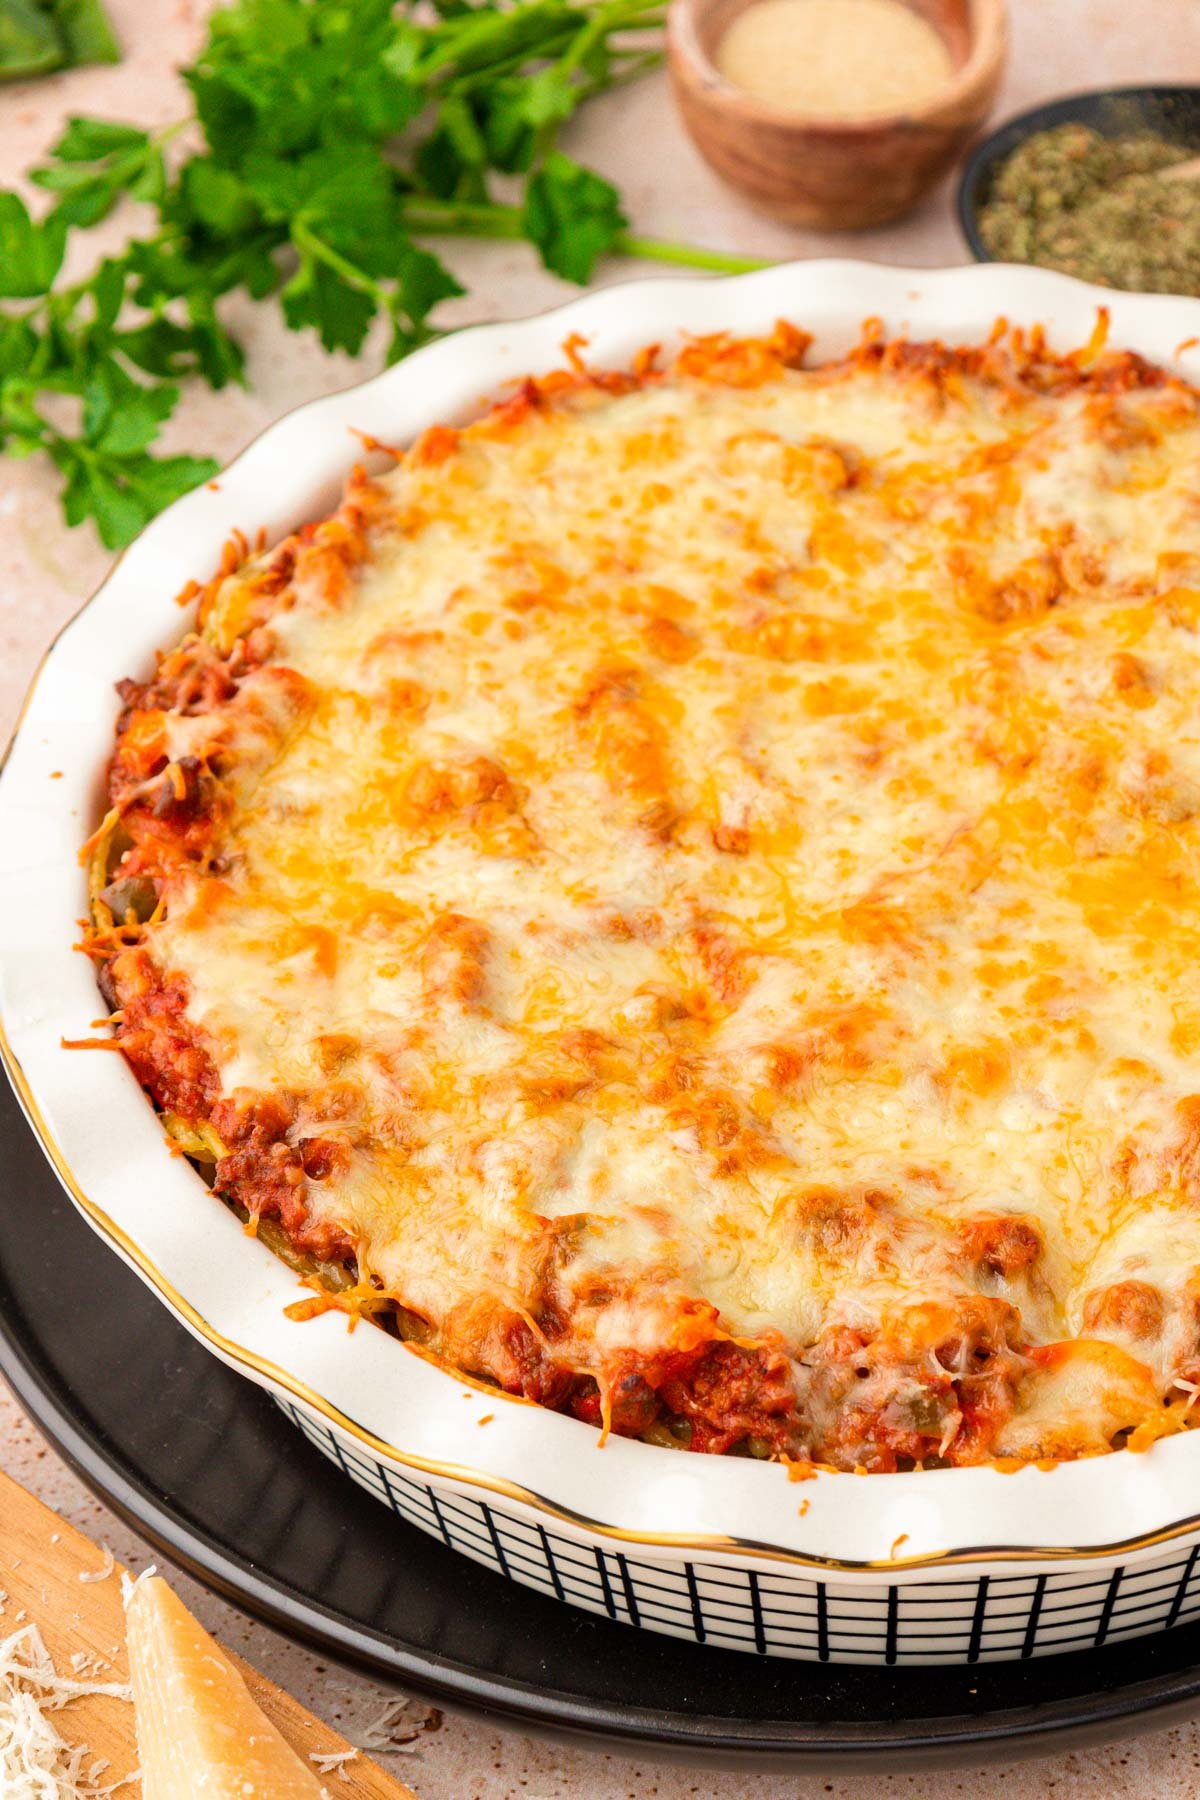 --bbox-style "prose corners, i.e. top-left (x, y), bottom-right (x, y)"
top-left (277, 1401), bottom-right (1200, 1663)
